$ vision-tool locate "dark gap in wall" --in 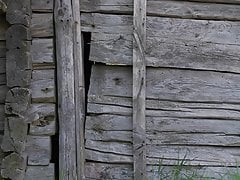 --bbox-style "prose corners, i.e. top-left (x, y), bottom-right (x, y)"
top-left (51, 134), bottom-right (59, 180)
top-left (83, 32), bottom-right (93, 115)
